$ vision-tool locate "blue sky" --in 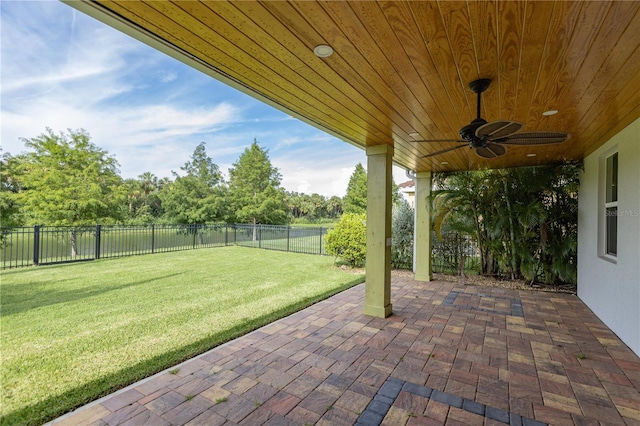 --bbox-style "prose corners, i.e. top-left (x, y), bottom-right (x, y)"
top-left (1, 1), bottom-right (408, 197)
